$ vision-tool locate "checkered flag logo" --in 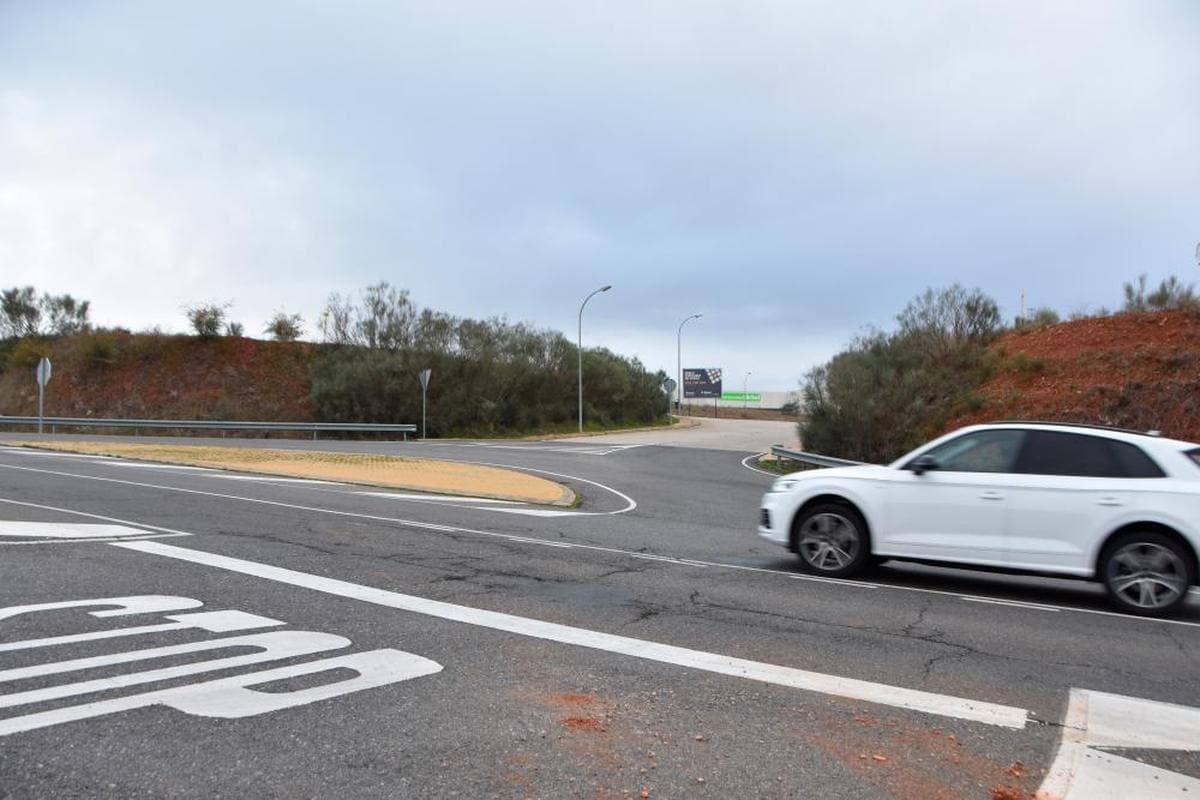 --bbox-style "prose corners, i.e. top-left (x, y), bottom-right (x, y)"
top-left (706, 368), bottom-right (722, 384)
